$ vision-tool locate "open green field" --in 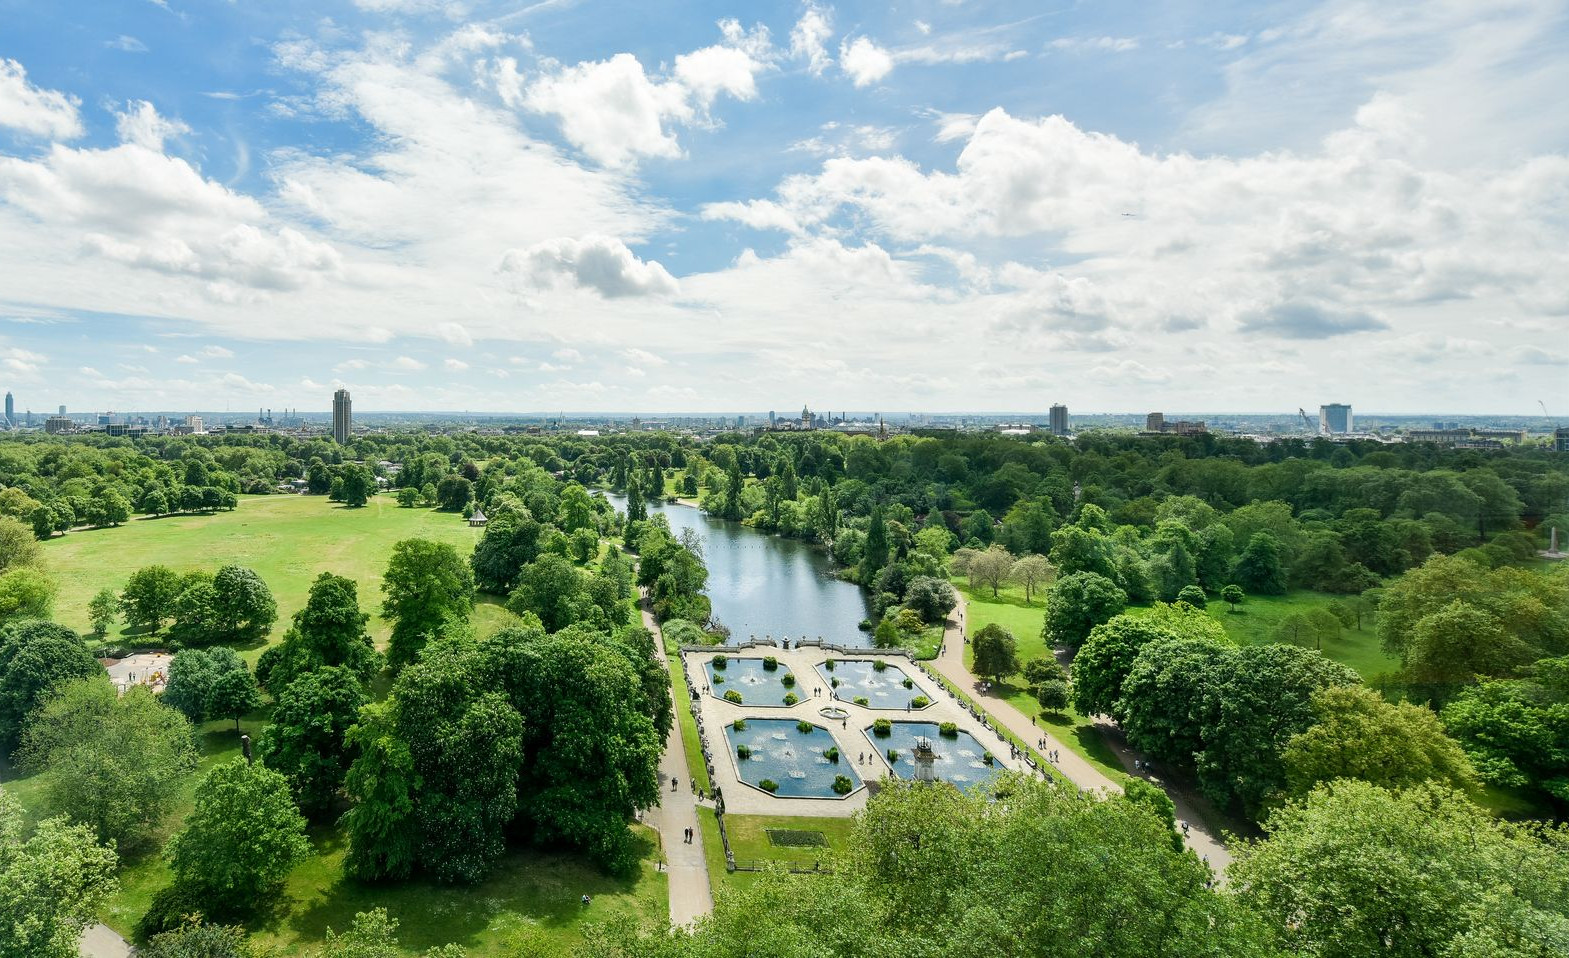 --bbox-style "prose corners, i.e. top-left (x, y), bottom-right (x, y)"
top-left (39, 493), bottom-right (514, 655)
top-left (701, 811), bottom-right (854, 895)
